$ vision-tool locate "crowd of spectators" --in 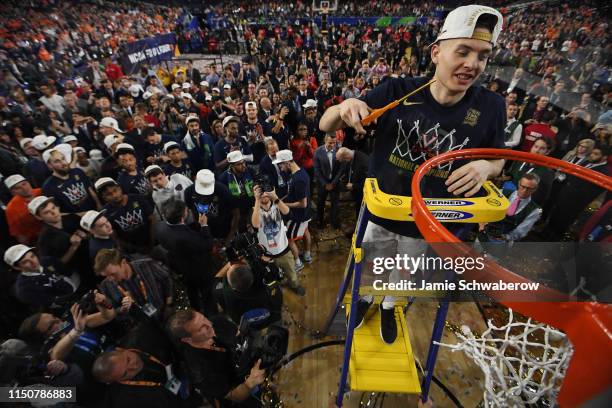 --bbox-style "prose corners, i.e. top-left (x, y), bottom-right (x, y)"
top-left (0, 0), bottom-right (610, 406)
